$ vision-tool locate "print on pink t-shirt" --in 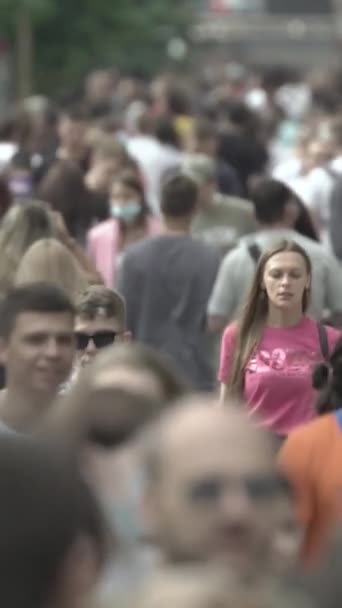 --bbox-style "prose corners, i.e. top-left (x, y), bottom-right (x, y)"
top-left (218, 317), bottom-right (340, 436)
